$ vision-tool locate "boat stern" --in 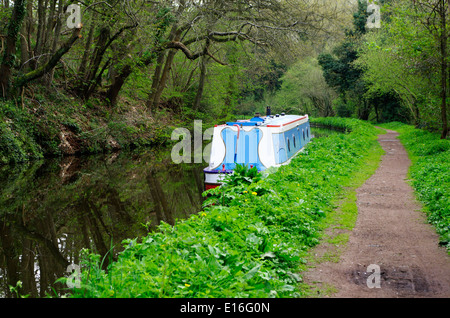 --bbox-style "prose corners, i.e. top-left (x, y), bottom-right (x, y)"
top-left (203, 167), bottom-right (232, 190)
